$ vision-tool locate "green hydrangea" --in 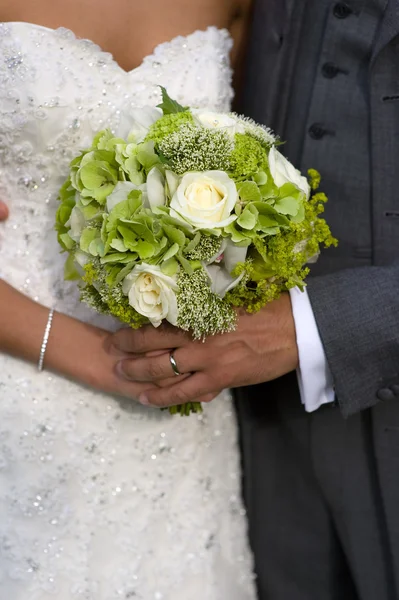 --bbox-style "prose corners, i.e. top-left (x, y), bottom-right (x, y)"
top-left (229, 134), bottom-right (268, 181)
top-left (226, 191), bottom-right (337, 310)
top-left (146, 112), bottom-right (194, 145)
